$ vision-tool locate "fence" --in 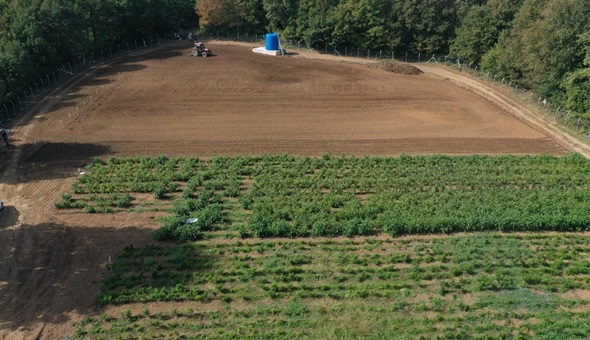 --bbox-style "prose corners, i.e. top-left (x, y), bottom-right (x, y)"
top-left (0, 31), bottom-right (179, 127)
